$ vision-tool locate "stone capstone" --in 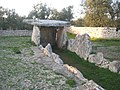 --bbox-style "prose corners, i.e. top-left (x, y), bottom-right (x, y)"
top-left (109, 61), bottom-right (120, 73)
top-left (31, 25), bottom-right (40, 45)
